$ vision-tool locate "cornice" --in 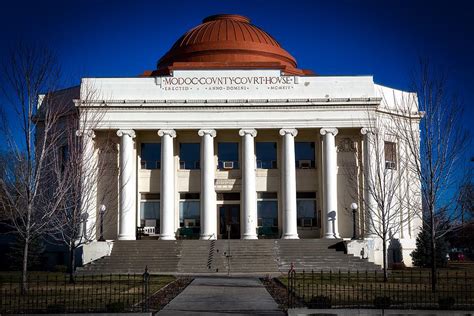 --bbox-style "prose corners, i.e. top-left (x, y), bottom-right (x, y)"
top-left (76, 97), bottom-right (382, 108)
